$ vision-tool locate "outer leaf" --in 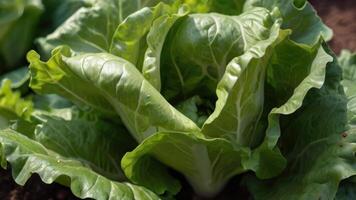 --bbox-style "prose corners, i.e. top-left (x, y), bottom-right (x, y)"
top-left (243, 0), bottom-right (332, 44)
top-left (37, 0), bottom-right (121, 57)
top-left (245, 53), bottom-right (350, 200)
top-left (28, 47), bottom-right (116, 116)
top-left (246, 41), bottom-right (333, 179)
top-left (246, 128), bottom-right (354, 200)
top-left (122, 132), bottom-right (249, 197)
top-left (183, 0), bottom-right (332, 45)
top-left (33, 114), bottom-right (137, 180)
top-left (0, 0), bottom-right (43, 68)
top-left (37, 0), bottom-right (175, 57)
top-left (40, 0), bottom-right (95, 30)
top-left (0, 121), bottom-right (160, 200)
top-left (27, 47), bottom-right (199, 142)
